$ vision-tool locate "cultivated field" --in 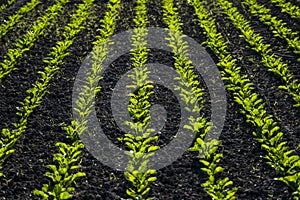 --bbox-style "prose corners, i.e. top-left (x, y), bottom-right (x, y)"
top-left (0, 0), bottom-right (299, 199)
